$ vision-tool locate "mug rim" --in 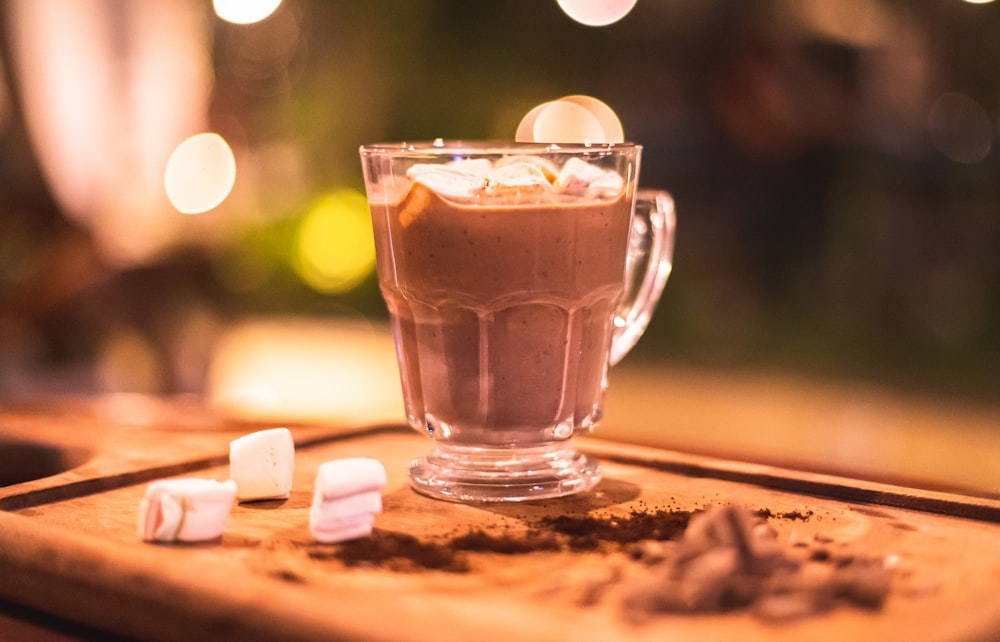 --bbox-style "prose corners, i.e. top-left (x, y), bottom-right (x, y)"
top-left (360, 140), bottom-right (641, 157)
